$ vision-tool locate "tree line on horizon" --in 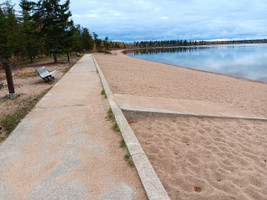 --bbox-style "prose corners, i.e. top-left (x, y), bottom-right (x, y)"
top-left (0, 0), bottom-right (126, 66)
top-left (129, 39), bottom-right (267, 49)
